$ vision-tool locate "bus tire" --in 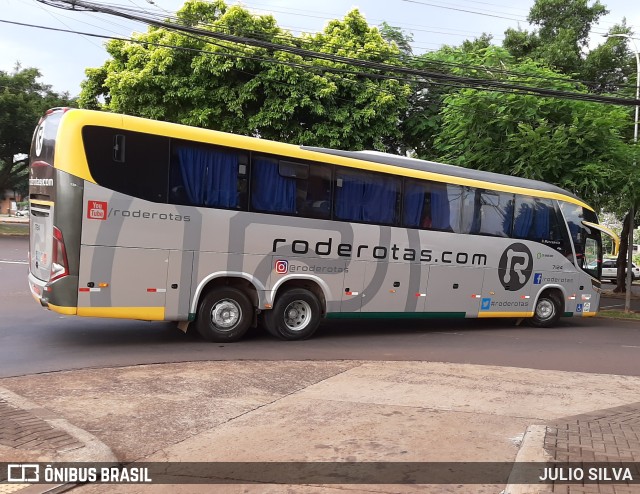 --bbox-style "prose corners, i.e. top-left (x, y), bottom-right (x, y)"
top-left (264, 288), bottom-right (321, 340)
top-left (196, 287), bottom-right (252, 342)
top-left (530, 292), bottom-right (562, 328)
